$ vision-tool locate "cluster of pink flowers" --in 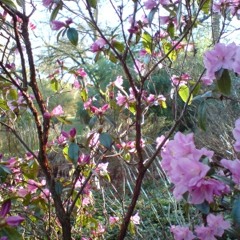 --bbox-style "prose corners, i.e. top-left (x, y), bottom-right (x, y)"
top-left (161, 132), bottom-right (229, 204)
top-left (203, 42), bottom-right (240, 84)
top-left (213, 0), bottom-right (240, 16)
top-left (171, 214), bottom-right (230, 240)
